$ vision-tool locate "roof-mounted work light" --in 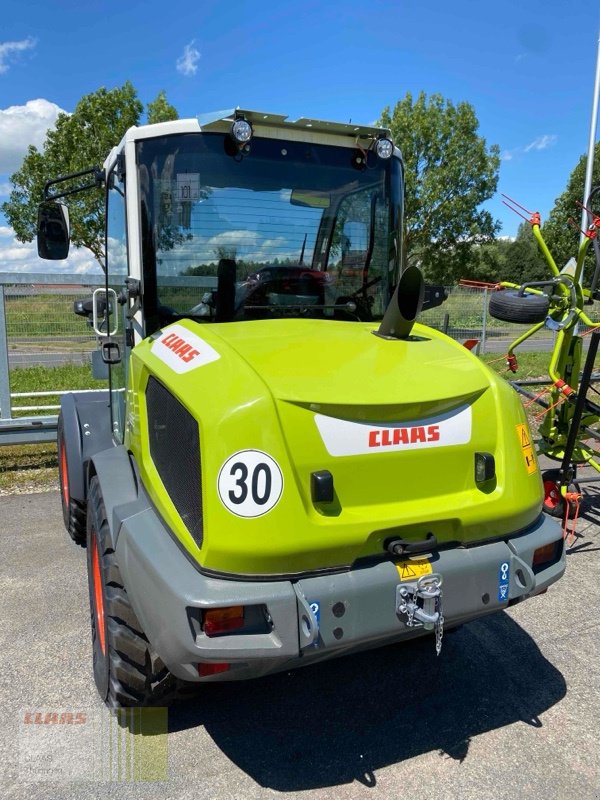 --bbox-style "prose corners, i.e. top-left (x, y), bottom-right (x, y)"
top-left (231, 116), bottom-right (253, 145)
top-left (375, 136), bottom-right (394, 160)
